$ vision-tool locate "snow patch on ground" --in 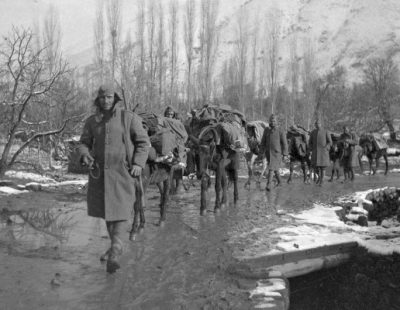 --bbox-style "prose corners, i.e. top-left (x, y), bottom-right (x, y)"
top-left (5, 170), bottom-right (56, 183)
top-left (0, 170), bottom-right (87, 195)
top-left (0, 187), bottom-right (29, 195)
top-left (235, 187), bottom-right (400, 260)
